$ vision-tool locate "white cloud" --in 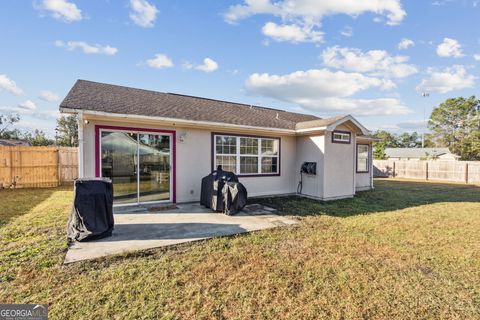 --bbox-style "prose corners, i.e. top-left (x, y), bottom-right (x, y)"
top-left (54, 40), bottom-right (118, 55)
top-left (39, 90), bottom-right (60, 102)
top-left (225, 0), bottom-right (405, 25)
top-left (39, 0), bottom-right (82, 22)
top-left (0, 74), bottom-right (23, 96)
top-left (0, 100), bottom-right (59, 120)
top-left (146, 54), bottom-right (174, 69)
top-left (183, 58), bottom-right (219, 73)
top-left (129, 0), bottom-right (158, 28)
top-left (436, 38), bottom-right (464, 57)
top-left (340, 26), bottom-right (353, 37)
top-left (195, 58), bottom-right (219, 73)
top-left (245, 68), bottom-right (411, 116)
top-left (474, 54), bottom-right (480, 61)
top-left (321, 46), bottom-right (418, 78)
top-left (312, 97), bottom-right (411, 116)
top-left (18, 100), bottom-right (37, 111)
top-left (416, 65), bottom-right (475, 94)
top-left (398, 38), bottom-right (414, 50)
top-left (225, 0), bottom-right (405, 43)
top-left (261, 22), bottom-right (323, 43)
